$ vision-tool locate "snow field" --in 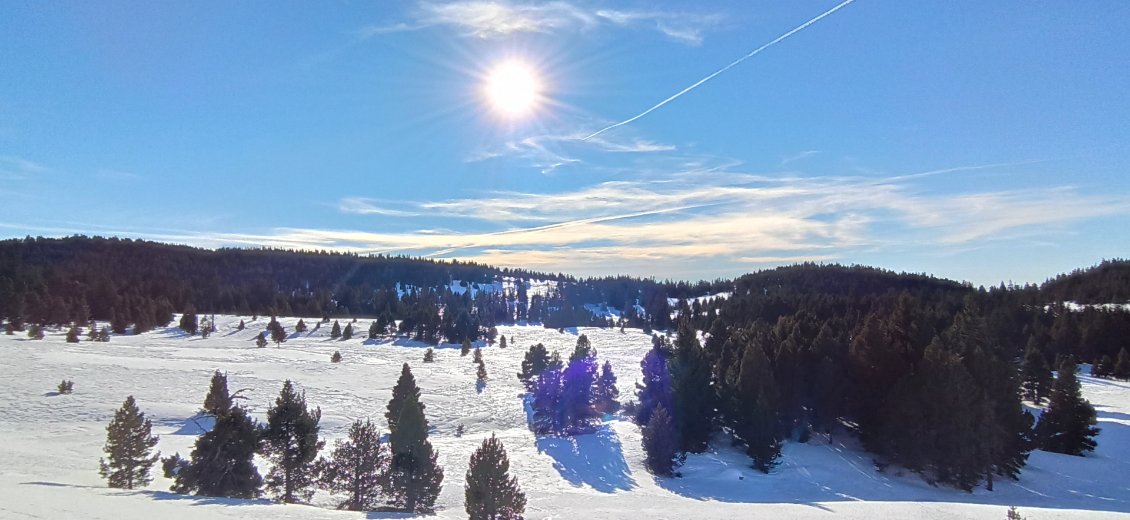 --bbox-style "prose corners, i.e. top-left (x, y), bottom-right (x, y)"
top-left (0, 315), bottom-right (1128, 519)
